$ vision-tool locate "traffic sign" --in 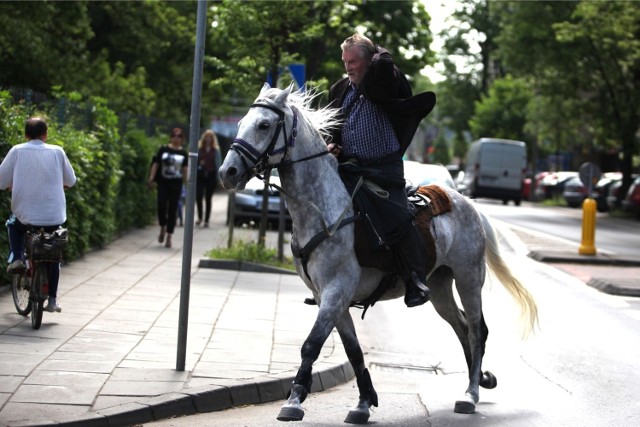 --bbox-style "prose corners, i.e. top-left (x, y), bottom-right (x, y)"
top-left (579, 162), bottom-right (601, 189)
